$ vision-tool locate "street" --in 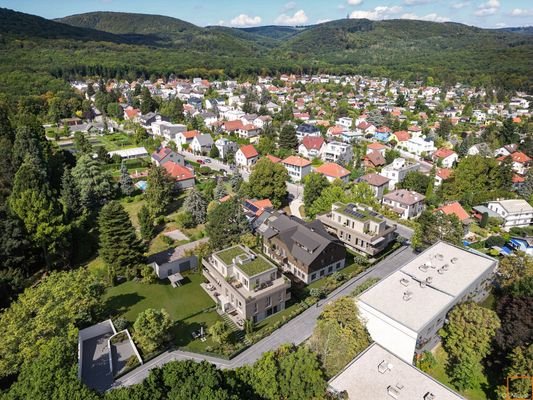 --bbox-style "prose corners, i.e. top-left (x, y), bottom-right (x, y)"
top-left (113, 245), bottom-right (417, 389)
